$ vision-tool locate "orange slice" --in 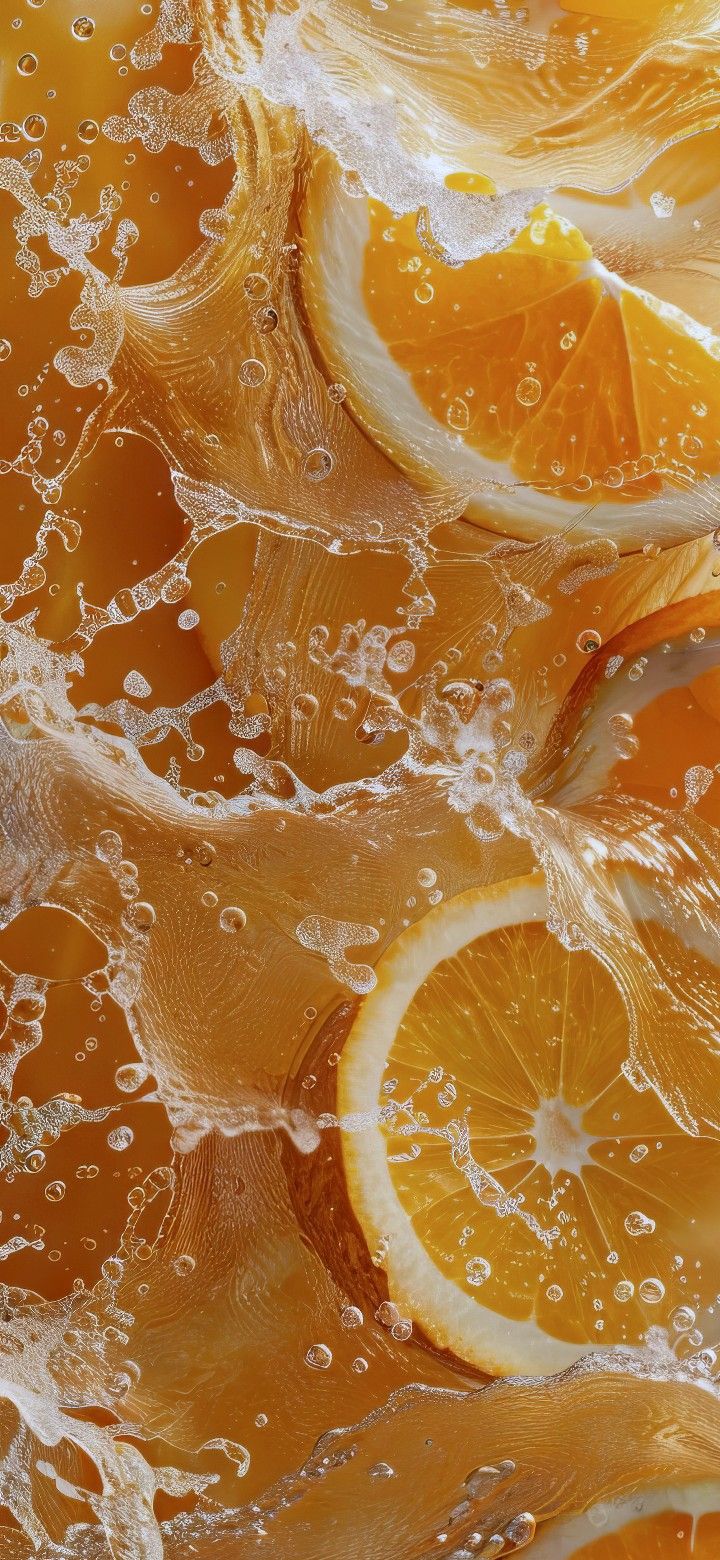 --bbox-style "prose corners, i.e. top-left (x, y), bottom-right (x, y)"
top-left (533, 1480), bottom-right (720, 1557)
top-left (302, 159), bottom-right (720, 549)
top-left (338, 870), bottom-right (720, 1376)
top-left (541, 590), bottom-right (720, 824)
